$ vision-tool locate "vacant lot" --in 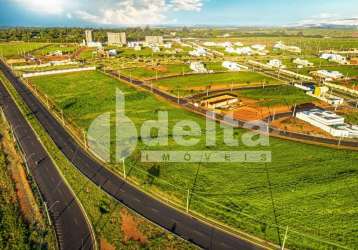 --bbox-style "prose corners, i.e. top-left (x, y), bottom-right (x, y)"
top-left (121, 64), bottom-right (191, 80)
top-left (0, 42), bottom-right (48, 58)
top-left (154, 71), bottom-right (281, 91)
top-left (29, 70), bottom-right (358, 249)
top-left (237, 85), bottom-right (315, 107)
